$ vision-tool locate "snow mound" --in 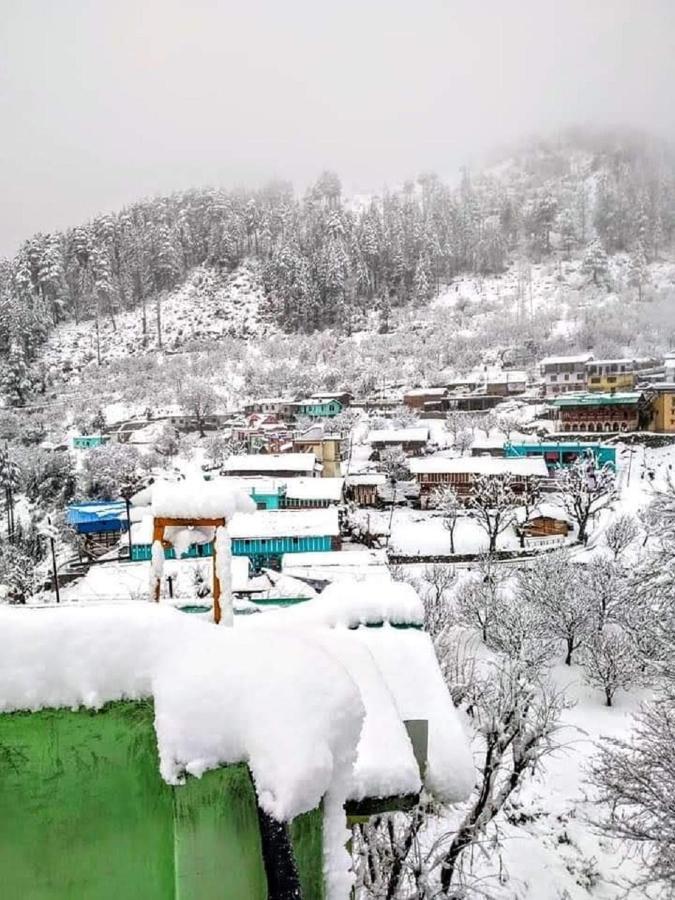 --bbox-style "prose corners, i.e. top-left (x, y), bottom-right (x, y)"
top-left (151, 478), bottom-right (256, 519)
top-left (0, 604), bottom-right (361, 823)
